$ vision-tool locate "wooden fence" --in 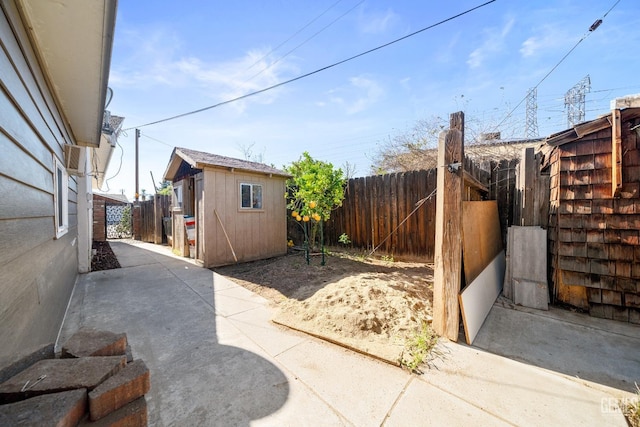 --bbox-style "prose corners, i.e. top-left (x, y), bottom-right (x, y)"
top-left (138, 195), bottom-right (171, 243)
top-left (322, 158), bottom-right (518, 261)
